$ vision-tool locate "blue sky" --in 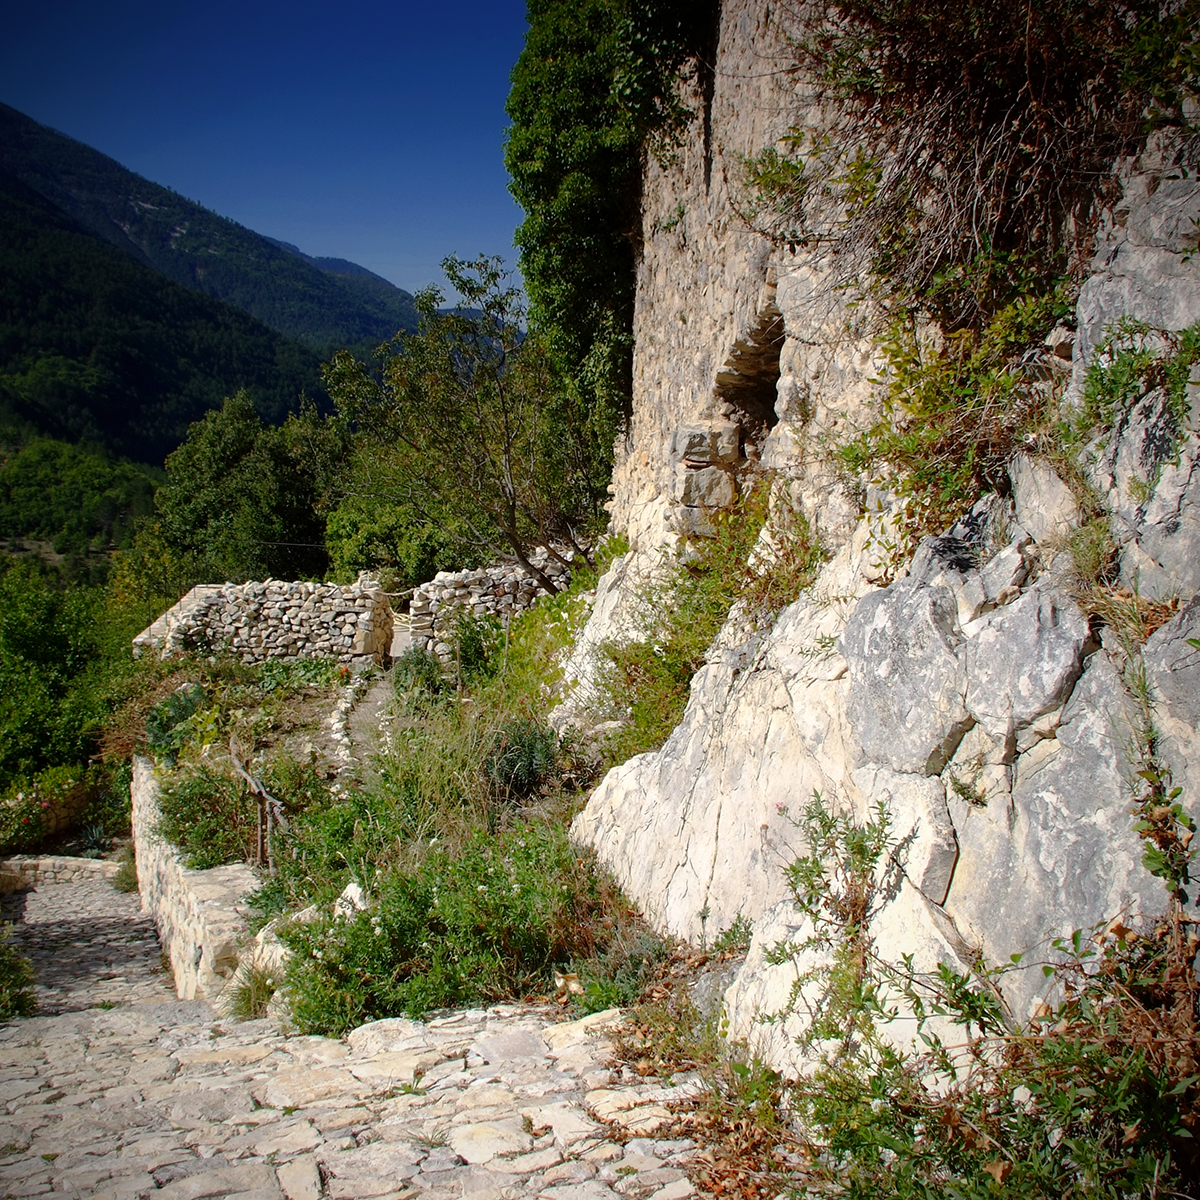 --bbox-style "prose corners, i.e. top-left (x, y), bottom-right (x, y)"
top-left (0, 0), bottom-right (529, 296)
